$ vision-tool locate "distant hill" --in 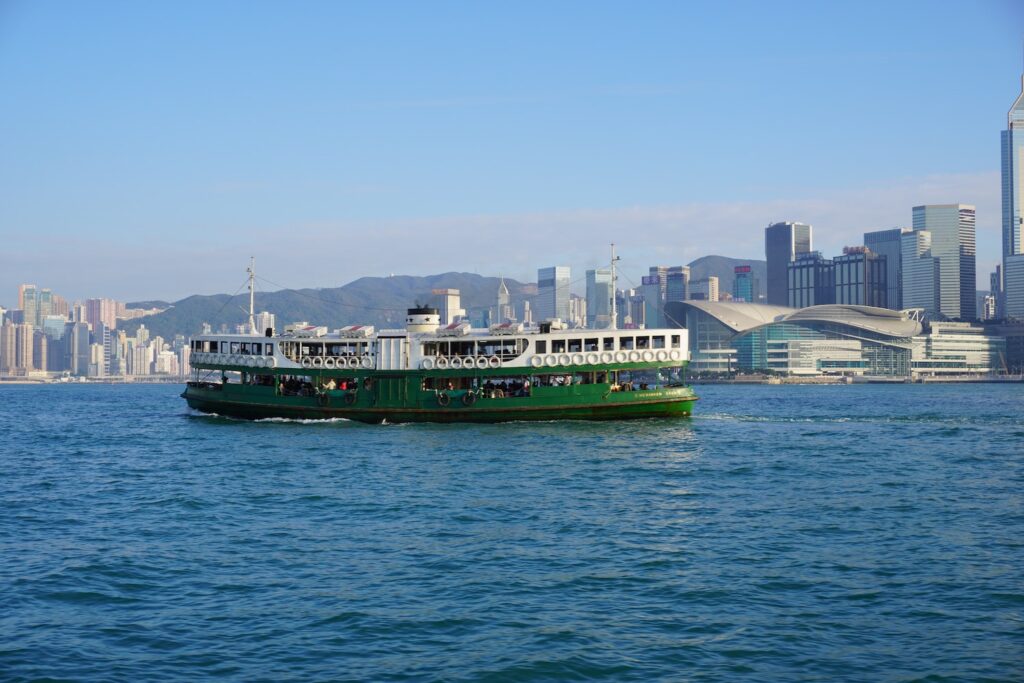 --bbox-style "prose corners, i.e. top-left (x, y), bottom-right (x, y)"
top-left (119, 272), bottom-right (531, 339)
top-left (126, 300), bottom-right (172, 310)
top-left (686, 255), bottom-right (766, 294)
